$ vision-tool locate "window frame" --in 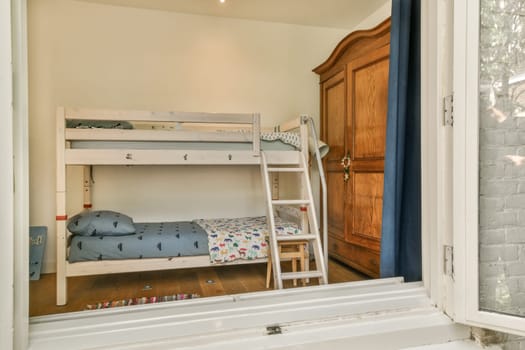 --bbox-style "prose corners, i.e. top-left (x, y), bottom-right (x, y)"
top-left (2, 0), bottom-right (463, 348)
top-left (0, 0), bottom-right (15, 348)
top-left (452, 0), bottom-right (525, 336)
